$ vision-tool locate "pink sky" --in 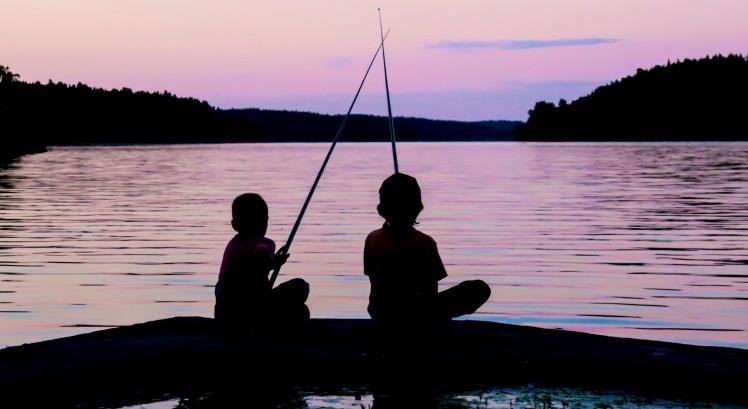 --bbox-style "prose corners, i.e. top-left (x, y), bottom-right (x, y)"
top-left (2, 0), bottom-right (747, 120)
